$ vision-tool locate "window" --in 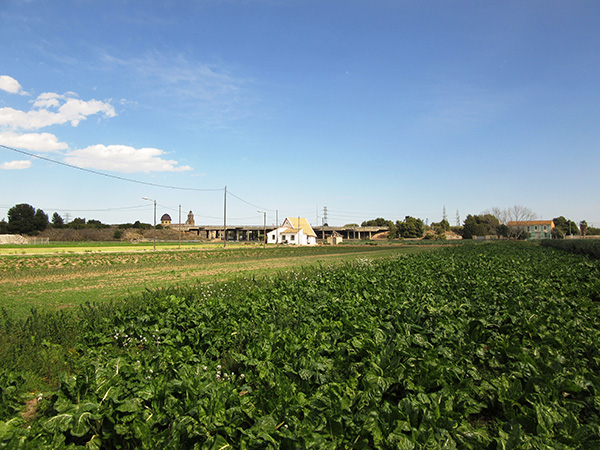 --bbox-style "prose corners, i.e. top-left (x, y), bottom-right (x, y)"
top-left (290, 235), bottom-right (295, 241)
top-left (535, 225), bottom-right (538, 231)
